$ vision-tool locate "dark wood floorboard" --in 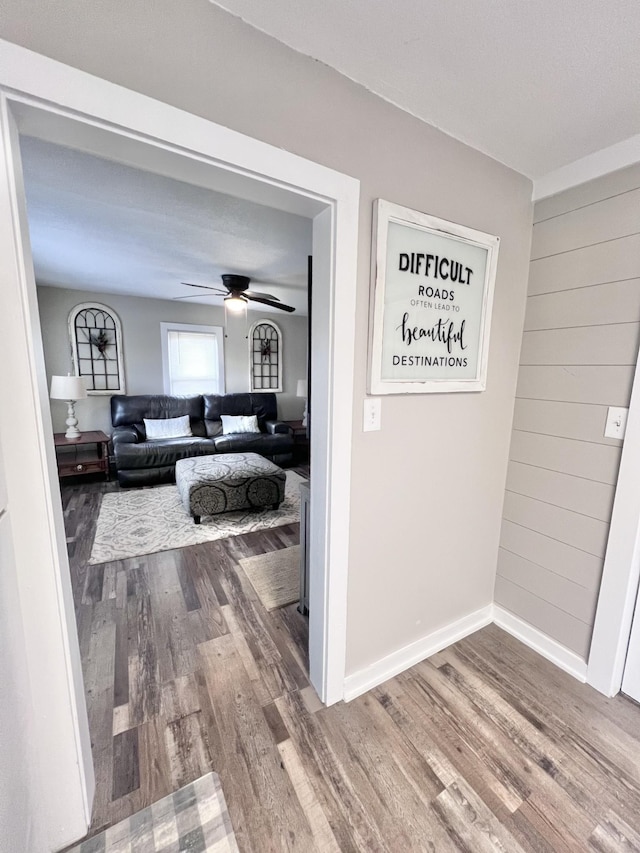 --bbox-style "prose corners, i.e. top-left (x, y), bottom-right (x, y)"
top-left (62, 474), bottom-right (640, 852)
